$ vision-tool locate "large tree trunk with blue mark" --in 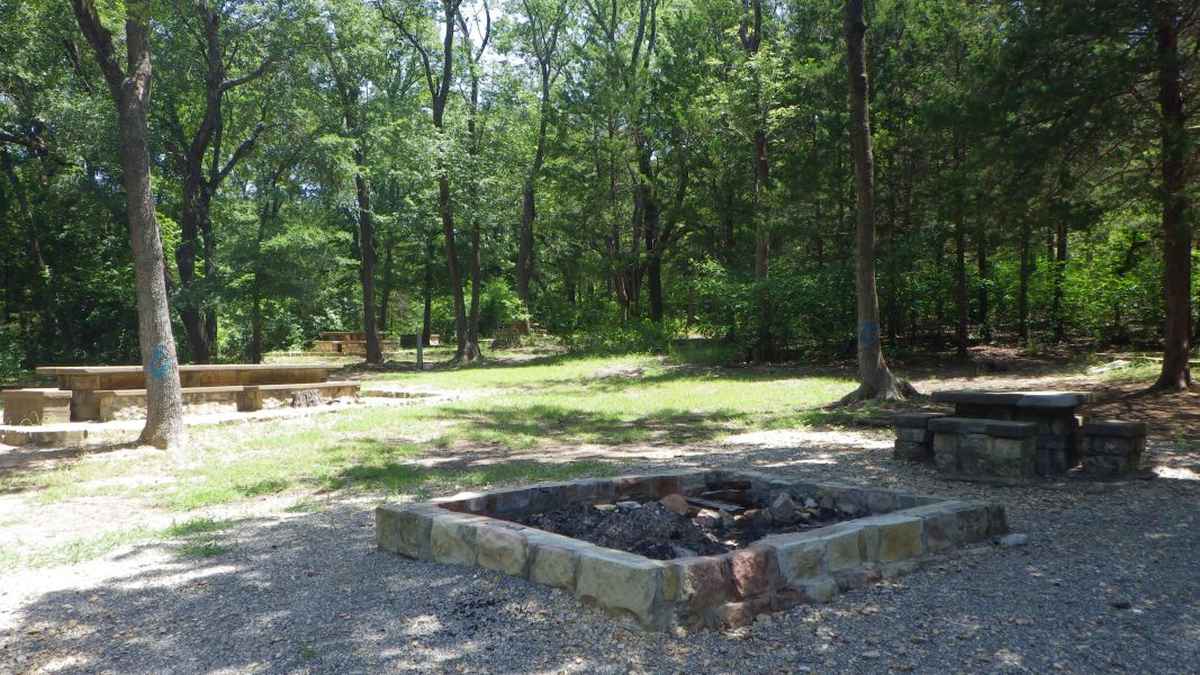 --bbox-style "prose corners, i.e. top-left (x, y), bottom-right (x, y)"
top-left (72, 0), bottom-right (185, 447)
top-left (842, 0), bottom-right (913, 402)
